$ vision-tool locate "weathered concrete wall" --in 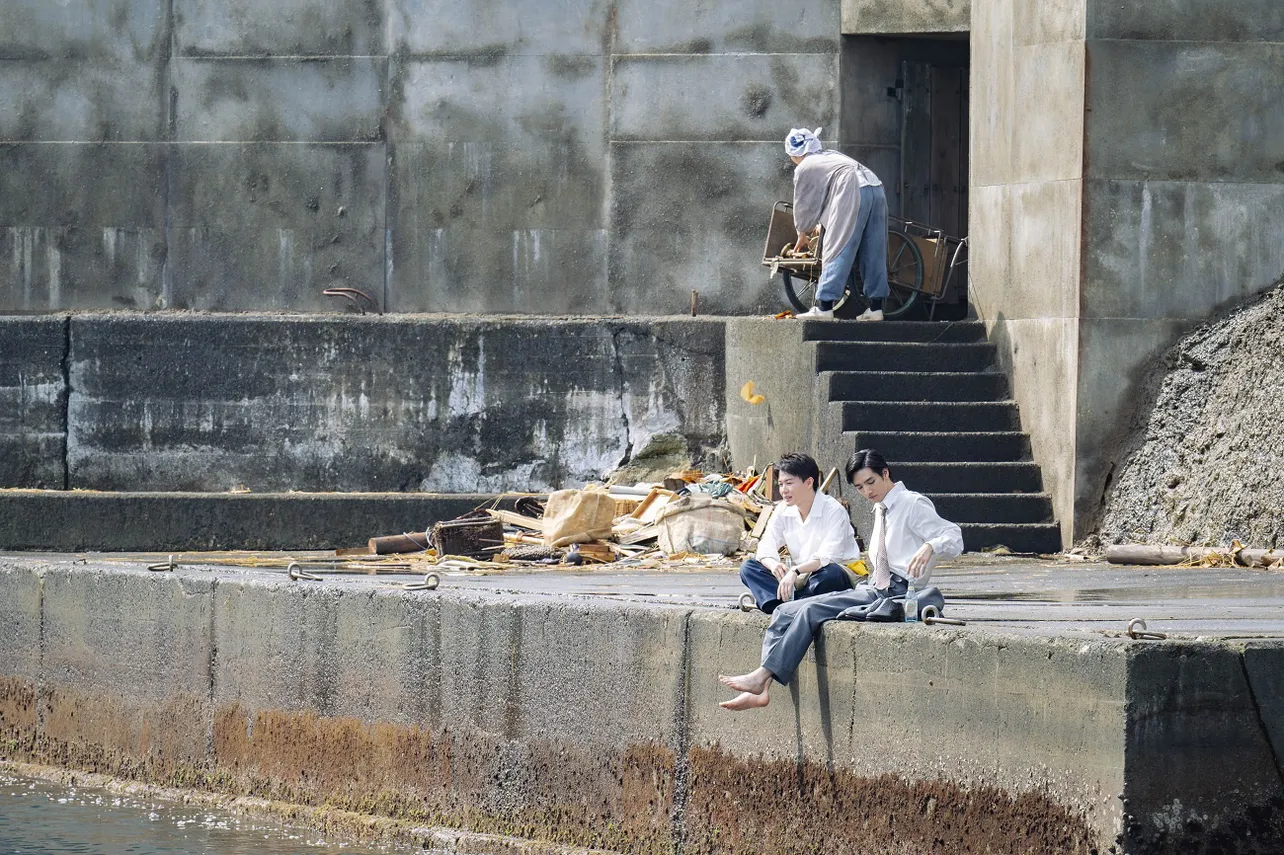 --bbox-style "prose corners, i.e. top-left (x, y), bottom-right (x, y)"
top-left (1074, 5), bottom-right (1284, 531)
top-left (842, 0), bottom-right (970, 35)
top-left (0, 0), bottom-right (837, 316)
top-left (0, 316), bottom-right (66, 488)
top-left (969, 0), bottom-right (1085, 545)
top-left (0, 490), bottom-right (499, 552)
top-left (4, 560), bottom-right (1284, 853)
top-left (0, 314), bottom-right (724, 494)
